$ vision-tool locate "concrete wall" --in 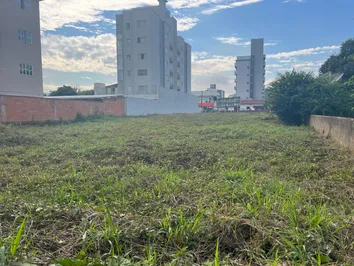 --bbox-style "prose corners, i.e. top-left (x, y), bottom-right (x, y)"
top-left (125, 89), bottom-right (199, 116)
top-left (310, 115), bottom-right (354, 151)
top-left (0, 0), bottom-right (43, 97)
top-left (0, 95), bottom-right (125, 123)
